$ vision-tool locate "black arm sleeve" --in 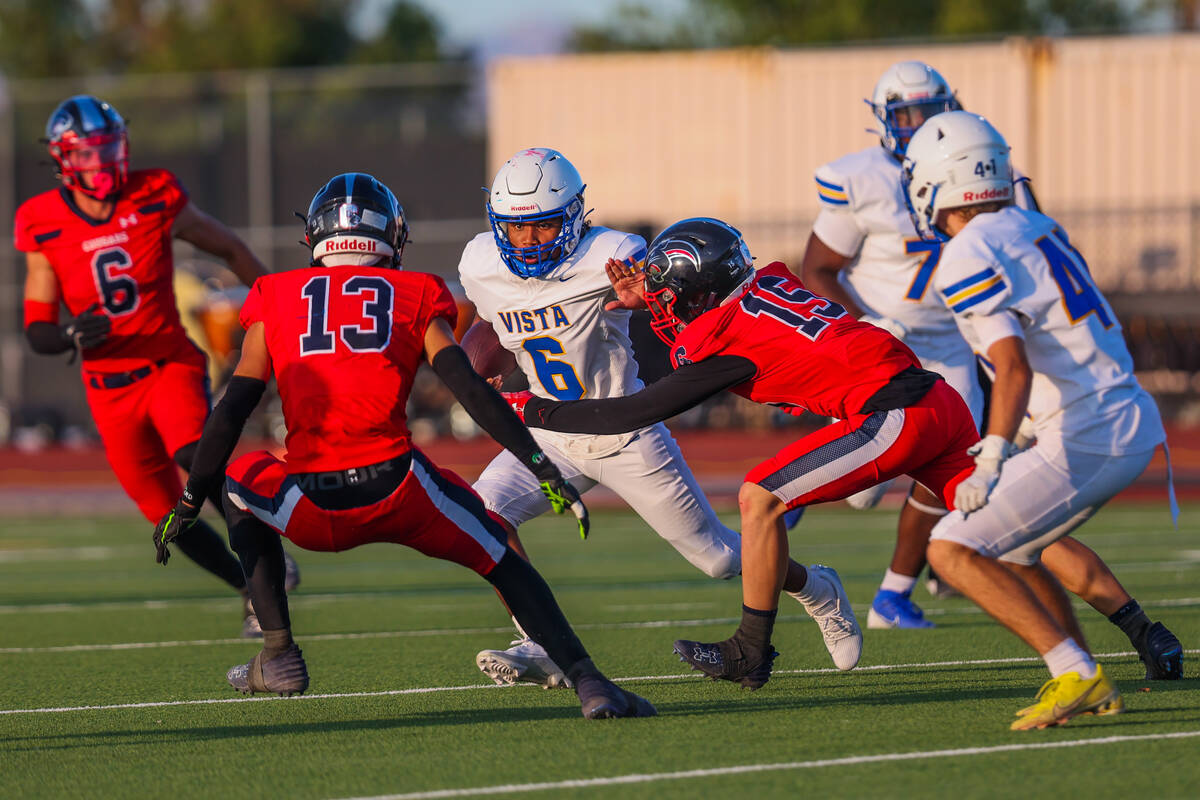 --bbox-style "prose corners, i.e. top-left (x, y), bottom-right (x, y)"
top-left (524, 355), bottom-right (757, 435)
top-left (430, 345), bottom-right (552, 479)
top-left (182, 376), bottom-right (266, 504)
top-left (25, 322), bottom-right (71, 355)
